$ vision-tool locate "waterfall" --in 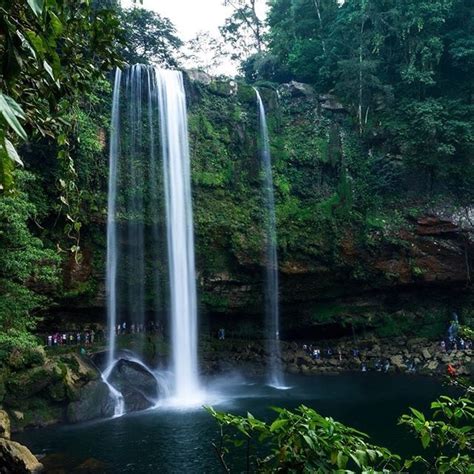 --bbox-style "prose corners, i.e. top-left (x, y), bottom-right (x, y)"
top-left (155, 70), bottom-right (201, 403)
top-left (106, 68), bottom-right (121, 370)
top-left (126, 65), bottom-right (146, 340)
top-left (255, 89), bottom-right (284, 388)
top-left (105, 67), bottom-right (125, 416)
top-left (105, 66), bottom-right (201, 413)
